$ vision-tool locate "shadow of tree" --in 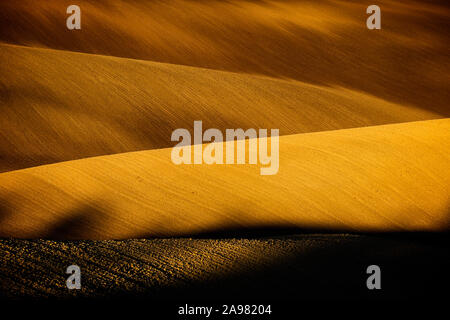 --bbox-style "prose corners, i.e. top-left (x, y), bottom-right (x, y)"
top-left (44, 203), bottom-right (109, 240)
